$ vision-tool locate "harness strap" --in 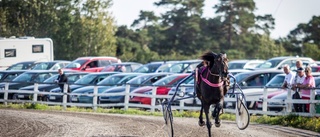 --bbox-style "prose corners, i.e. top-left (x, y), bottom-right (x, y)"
top-left (199, 66), bottom-right (224, 87)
